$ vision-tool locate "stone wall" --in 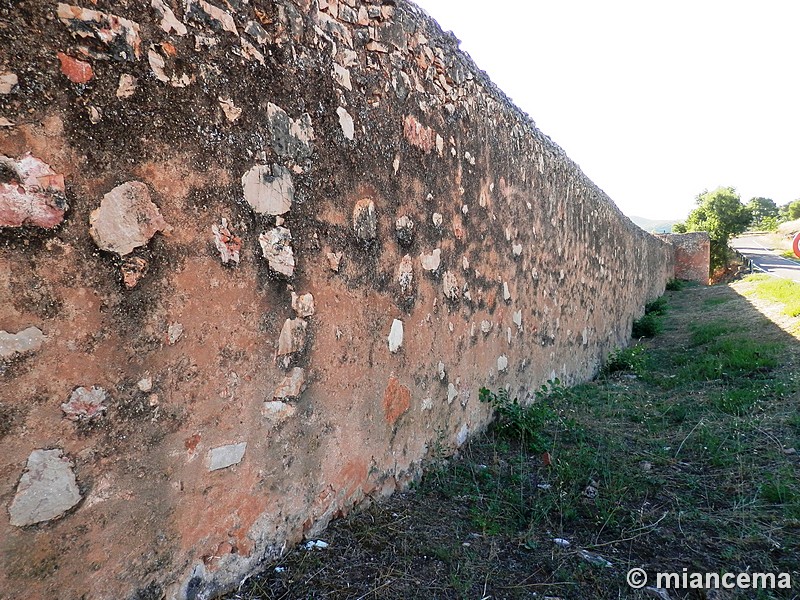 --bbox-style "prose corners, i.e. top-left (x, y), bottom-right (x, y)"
top-left (657, 232), bottom-right (710, 283)
top-left (0, 2), bottom-right (674, 598)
